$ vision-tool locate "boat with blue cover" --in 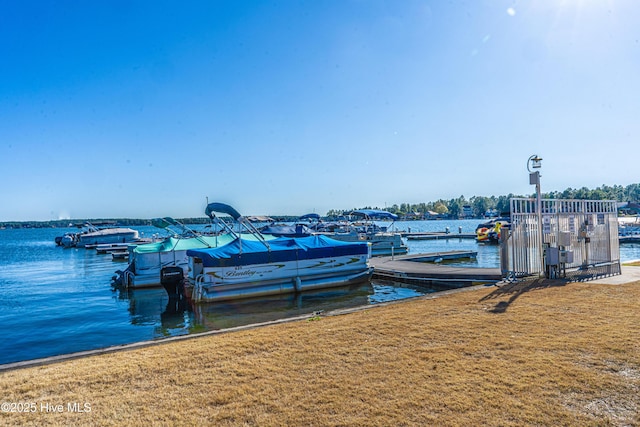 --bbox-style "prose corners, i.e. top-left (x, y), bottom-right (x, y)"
top-left (185, 203), bottom-right (373, 303)
top-left (321, 209), bottom-right (409, 257)
top-left (112, 216), bottom-right (276, 289)
top-left (258, 210), bottom-right (408, 257)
